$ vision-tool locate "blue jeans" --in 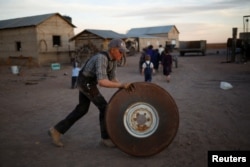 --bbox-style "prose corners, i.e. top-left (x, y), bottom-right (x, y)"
top-left (71, 76), bottom-right (78, 88)
top-left (144, 74), bottom-right (152, 82)
top-left (54, 87), bottom-right (109, 139)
